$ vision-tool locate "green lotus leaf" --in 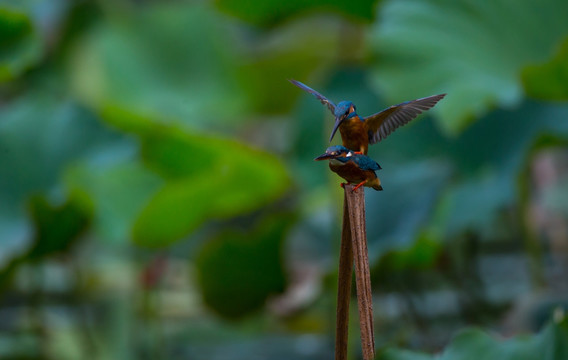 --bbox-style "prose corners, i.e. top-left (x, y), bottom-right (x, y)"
top-left (195, 215), bottom-right (291, 319)
top-left (0, 7), bottom-right (42, 82)
top-left (132, 129), bottom-right (291, 247)
top-left (214, 0), bottom-right (377, 26)
top-left (377, 317), bottom-right (568, 360)
top-left (522, 36), bottom-right (568, 101)
top-left (370, 0), bottom-right (568, 135)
